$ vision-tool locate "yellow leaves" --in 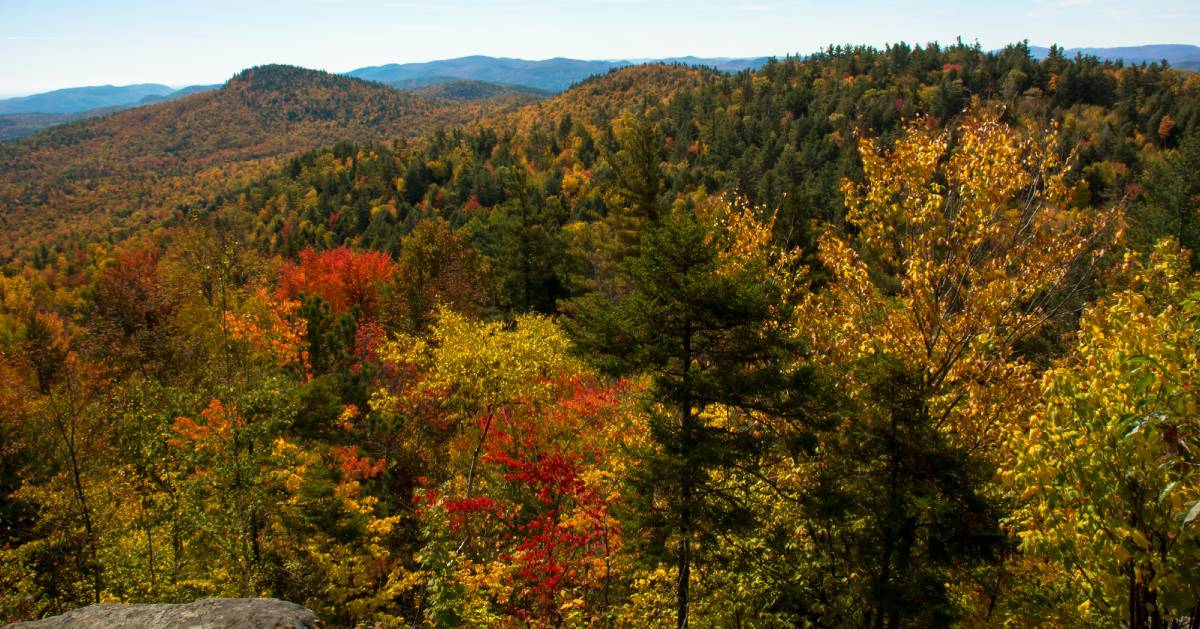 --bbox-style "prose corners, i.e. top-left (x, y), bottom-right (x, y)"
top-left (372, 307), bottom-right (580, 429)
top-left (1012, 248), bottom-right (1200, 622)
top-left (1128, 529), bottom-right (1150, 551)
top-left (365, 514), bottom-right (402, 539)
top-left (805, 112), bottom-right (1121, 460)
top-left (428, 307), bottom-right (576, 408)
top-left (697, 195), bottom-right (802, 286)
top-left (269, 437), bottom-right (311, 495)
top-left (338, 403), bottom-right (359, 430)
